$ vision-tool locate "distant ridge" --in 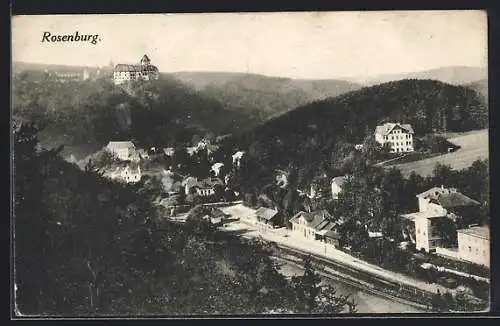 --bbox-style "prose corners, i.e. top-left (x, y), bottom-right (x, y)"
top-left (345, 66), bottom-right (487, 86)
top-left (462, 78), bottom-right (488, 104)
top-left (167, 71), bottom-right (362, 122)
top-left (12, 61), bottom-right (110, 74)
